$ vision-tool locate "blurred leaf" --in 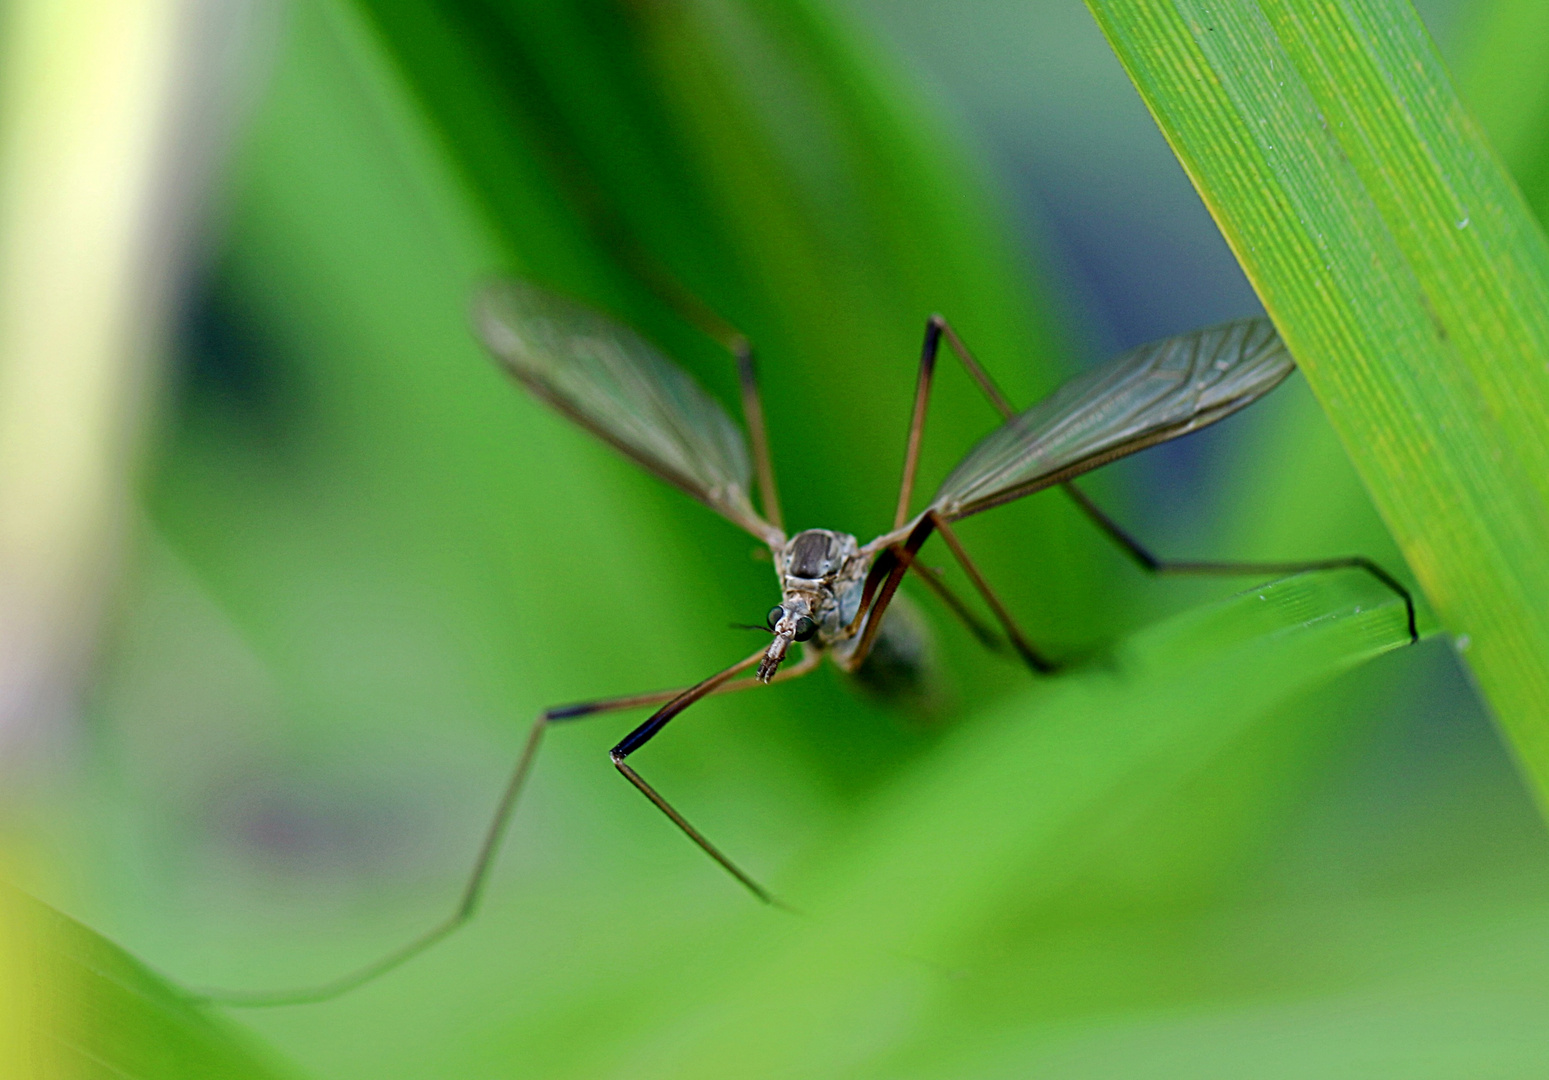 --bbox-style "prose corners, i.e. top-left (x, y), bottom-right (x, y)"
top-left (78, 4), bottom-right (1543, 1079)
top-left (0, 887), bottom-right (294, 1080)
top-left (923, 885), bottom-right (1549, 1080)
top-left (329, 0), bottom-right (1106, 650)
top-left (1455, 0), bottom-right (1549, 201)
top-left (115, 0), bottom-right (1089, 1060)
top-left (130, 7), bottom-right (1104, 1028)
top-left (1085, 0), bottom-right (1549, 799)
top-left (603, 572), bottom-right (1416, 1077)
